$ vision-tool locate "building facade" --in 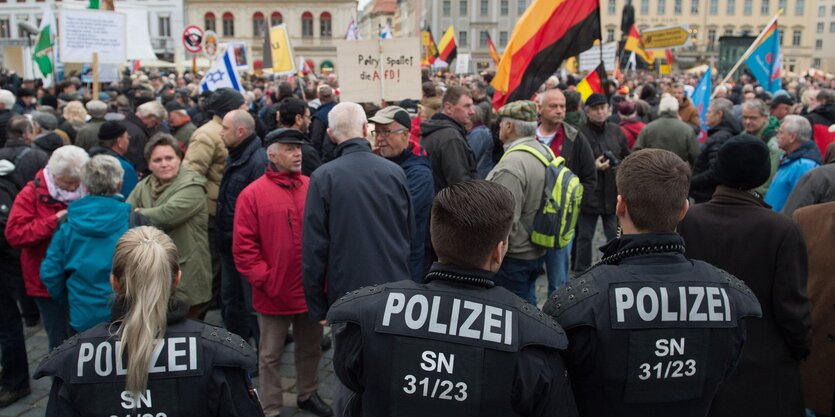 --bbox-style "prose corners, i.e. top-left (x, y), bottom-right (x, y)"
top-left (813, 0), bottom-right (835, 71)
top-left (358, 0), bottom-right (395, 39)
top-left (186, 0), bottom-right (357, 72)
